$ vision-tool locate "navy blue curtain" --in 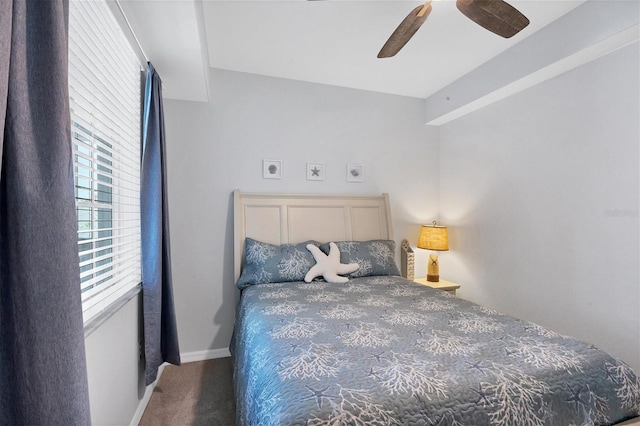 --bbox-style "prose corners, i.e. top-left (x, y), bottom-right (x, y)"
top-left (142, 63), bottom-right (180, 385)
top-left (0, 1), bottom-right (91, 424)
